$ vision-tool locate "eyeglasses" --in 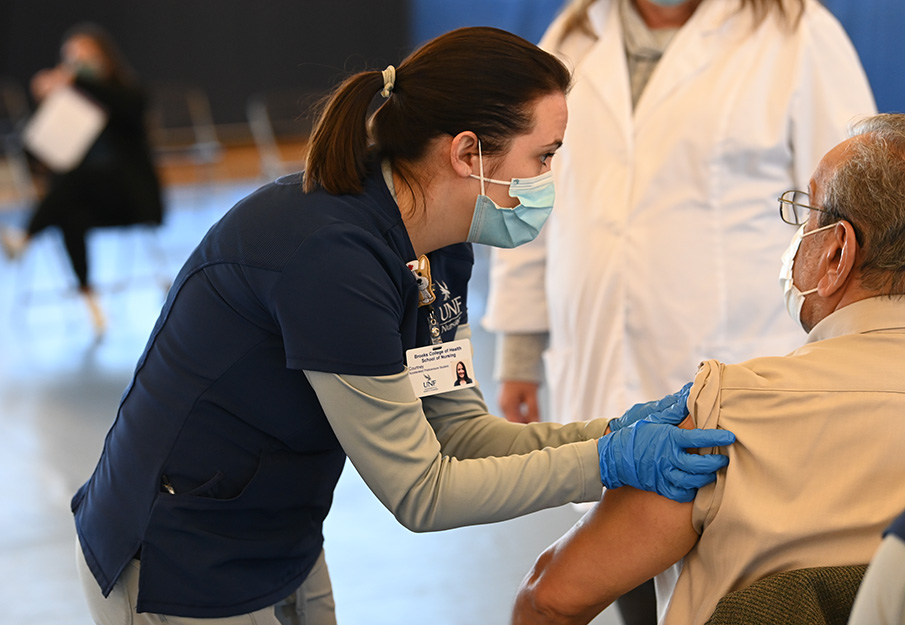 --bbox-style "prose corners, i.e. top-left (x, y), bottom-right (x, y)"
top-left (778, 190), bottom-right (829, 226)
